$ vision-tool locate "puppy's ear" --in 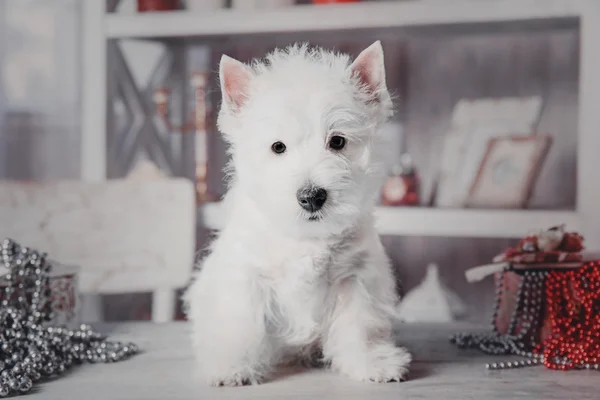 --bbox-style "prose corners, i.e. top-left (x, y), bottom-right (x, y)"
top-left (220, 55), bottom-right (253, 112)
top-left (348, 41), bottom-right (387, 100)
